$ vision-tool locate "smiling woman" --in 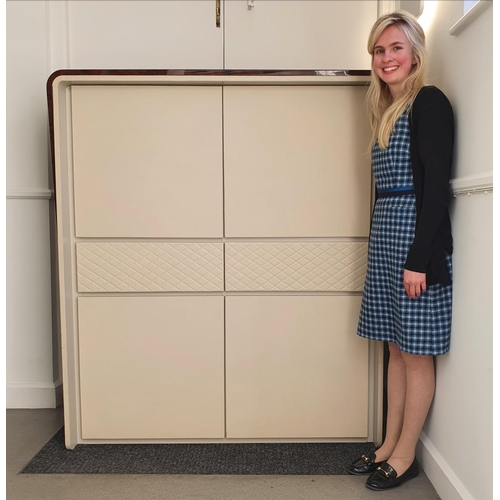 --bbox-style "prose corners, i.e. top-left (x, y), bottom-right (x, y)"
top-left (347, 11), bottom-right (455, 492)
top-left (372, 25), bottom-right (417, 99)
